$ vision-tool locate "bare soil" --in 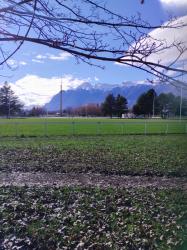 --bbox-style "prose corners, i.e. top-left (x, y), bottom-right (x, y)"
top-left (0, 172), bottom-right (186, 189)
